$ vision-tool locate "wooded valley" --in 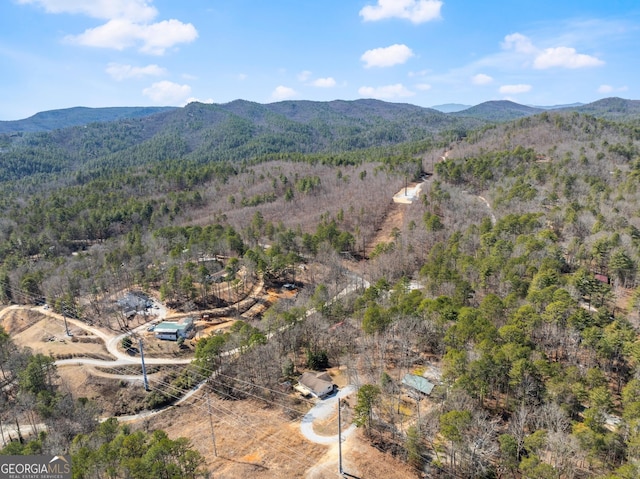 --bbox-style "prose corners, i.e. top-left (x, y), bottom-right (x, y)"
top-left (2, 97), bottom-right (640, 478)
